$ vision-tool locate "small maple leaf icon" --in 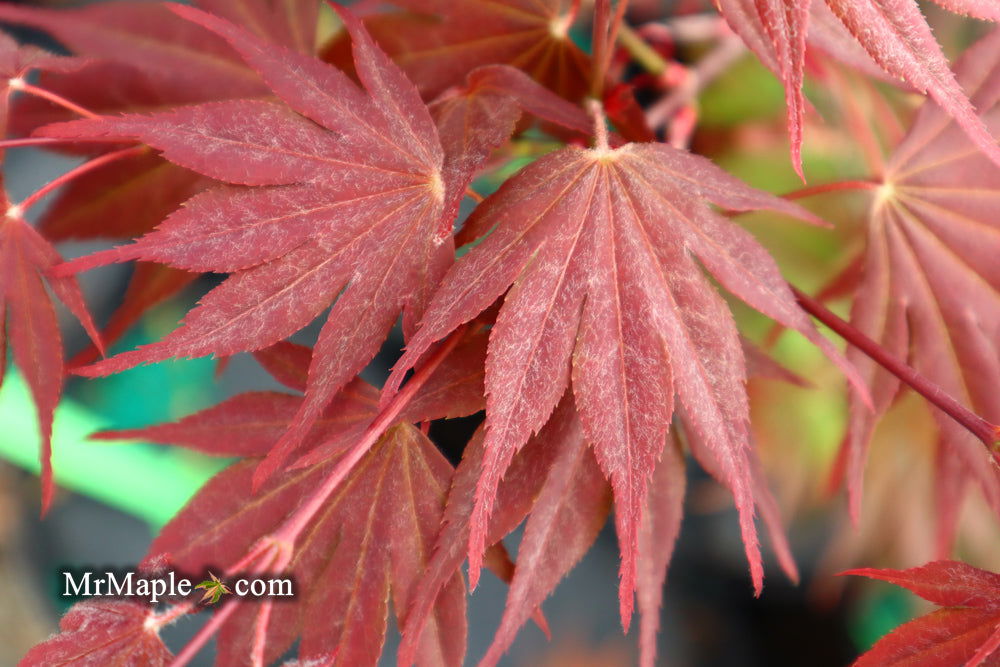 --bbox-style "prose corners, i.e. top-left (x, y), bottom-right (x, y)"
top-left (194, 572), bottom-right (231, 605)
